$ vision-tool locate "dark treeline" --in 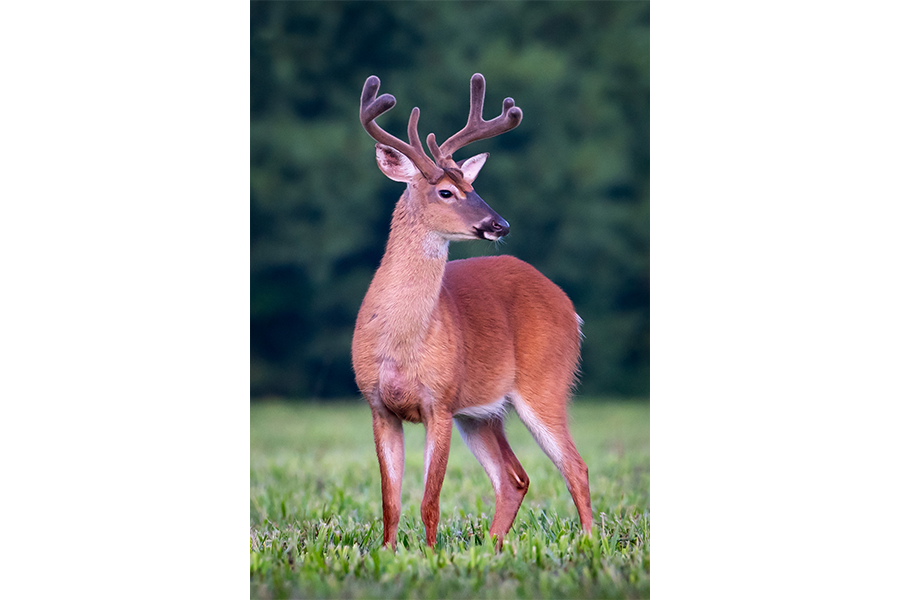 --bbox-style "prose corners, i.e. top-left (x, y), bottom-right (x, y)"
top-left (251, 1), bottom-right (649, 399)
